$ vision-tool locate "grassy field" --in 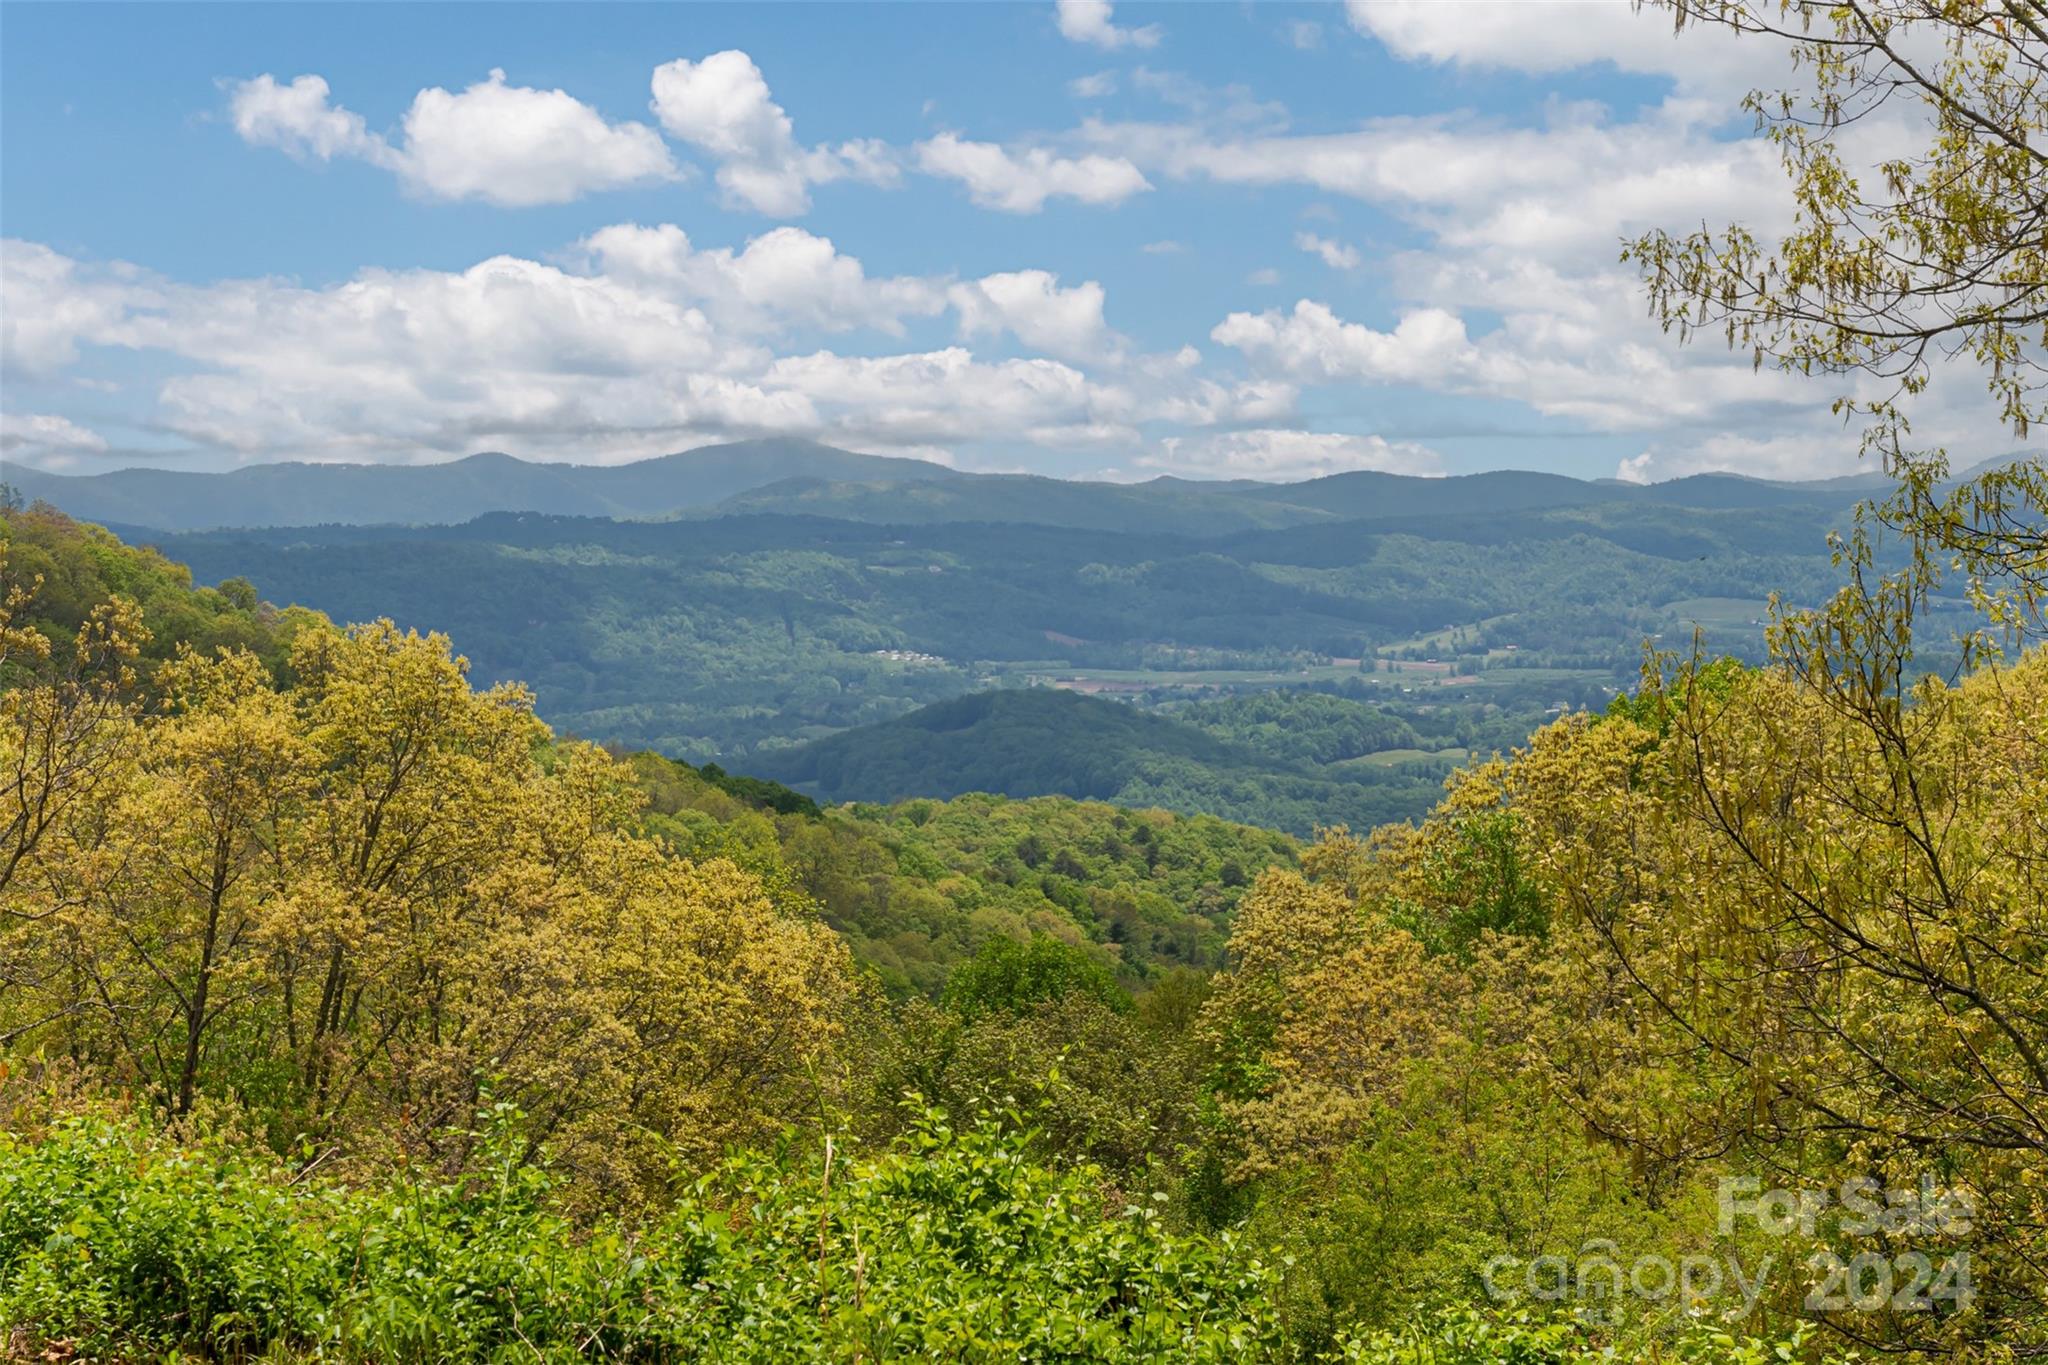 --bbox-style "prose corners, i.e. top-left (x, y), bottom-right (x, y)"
top-left (1658, 596), bottom-right (1773, 628)
top-left (994, 661), bottom-right (1616, 698)
top-left (1333, 746), bottom-right (1471, 769)
top-left (1007, 662), bottom-right (1371, 689)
